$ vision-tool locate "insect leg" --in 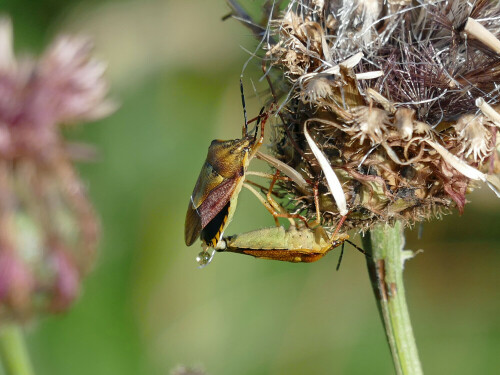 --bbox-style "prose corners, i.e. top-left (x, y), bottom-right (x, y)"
top-left (308, 180), bottom-right (336, 245)
top-left (265, 170), bottom-right (289, 218)
top-left (246, 107), bottom-right (266, 126)
top-left (331, 214), bottom-right (348, 242)
top-left (249, 108), bottom-right (269, 159)
top-left (246, 171), bottom-right (292, 182)
top-left (243, 106), bottom-right (267, 144)
top-left (245, 171), bottom-right (310, 227)
top-left (243, 182), bottom-right (281, 226)
top-left (253, 107), bottom-right (265, 141)
top-left (313, 180), bottom-right (321, 226)
top-left (244, 175), bottom-right (290, 203)
top-left (264, 170), bottom-right (311, 227)
top-left (243, 182), bottom-right (309, 227)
